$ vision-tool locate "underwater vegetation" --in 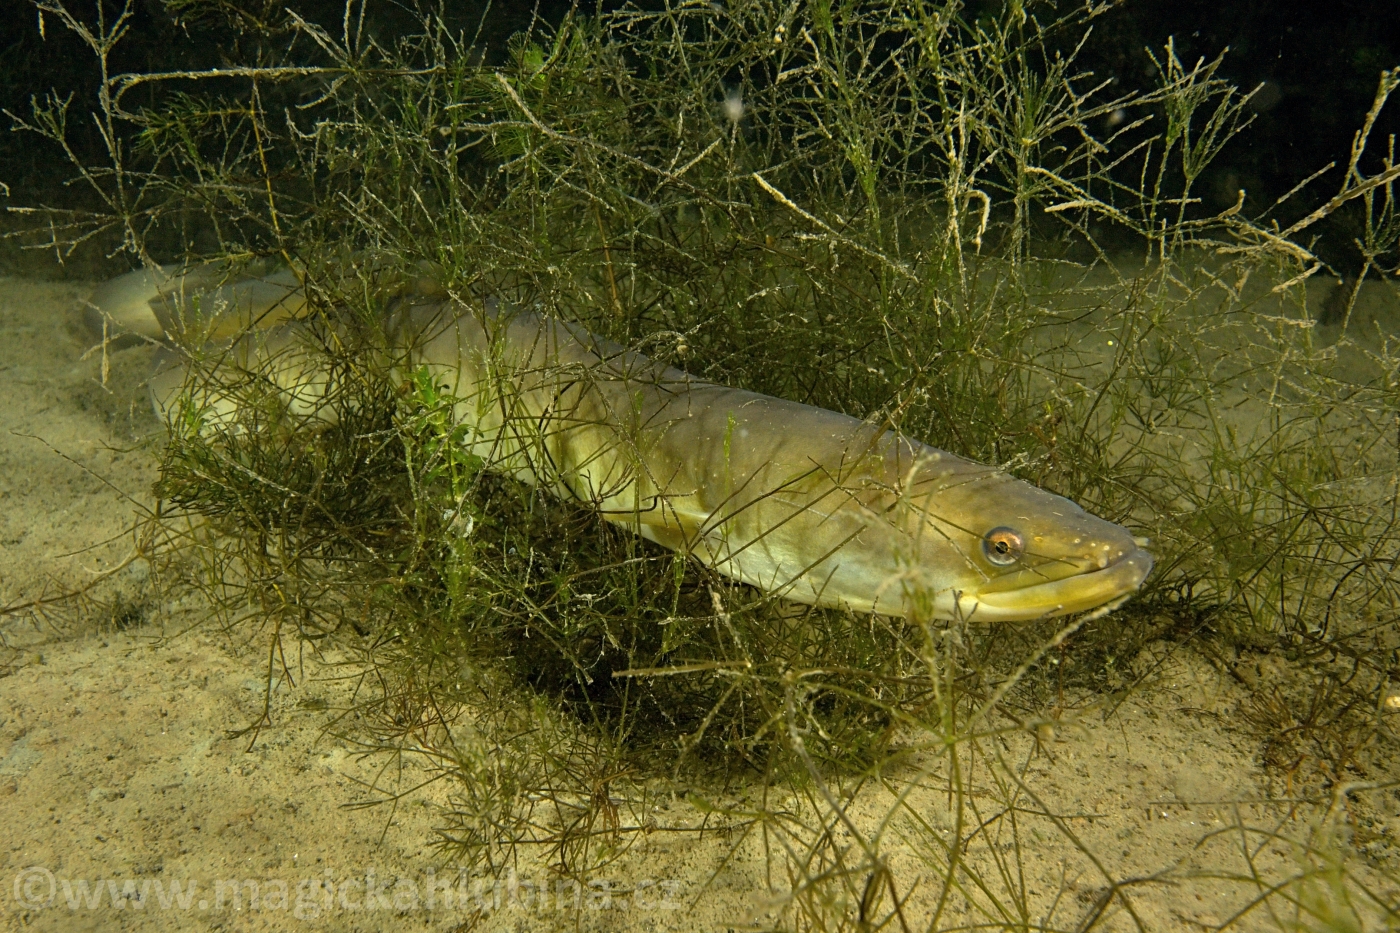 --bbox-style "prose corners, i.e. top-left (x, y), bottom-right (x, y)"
top-left (6, 0), bottom-right (1400, 928)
